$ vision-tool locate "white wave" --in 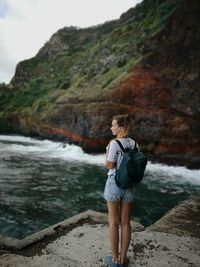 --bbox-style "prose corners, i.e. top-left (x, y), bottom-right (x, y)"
top-left (146, 161), bottom-right (200, 185)
top-left (0, 135), bottom-right (200, 184)
top-left (0, 134), bottom-right (105, 166)
top-left (0, 134), bottom-right (44, 144)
